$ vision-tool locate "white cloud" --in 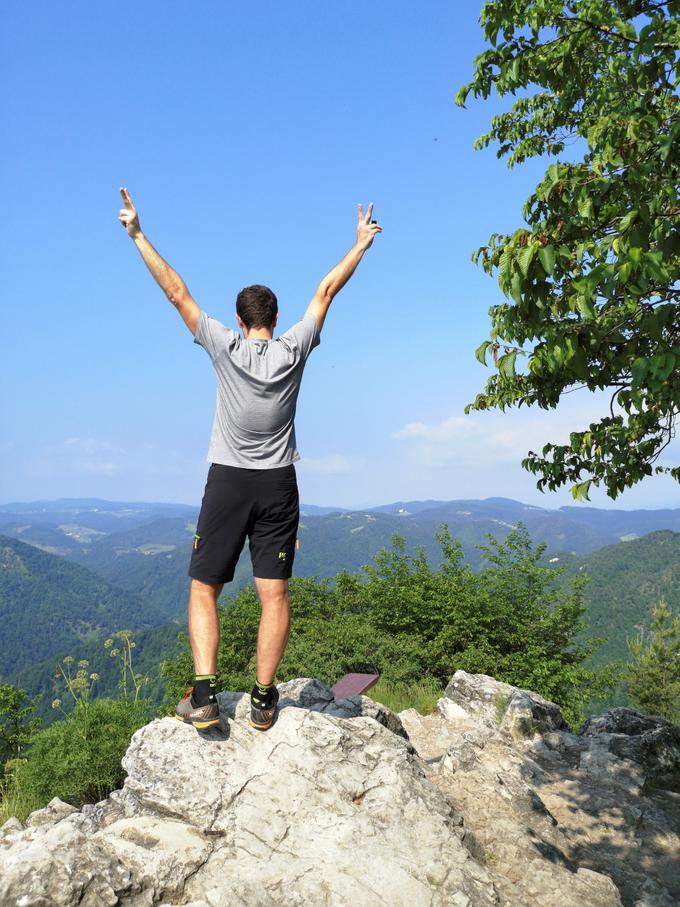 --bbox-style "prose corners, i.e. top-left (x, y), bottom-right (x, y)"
top-left (391, 391), bottom-right (680, 471)
top-left (26, 437), bottom-right (123, 478)
top-left (24, 437), bottom-right (188, 480)
top-left (298, 454), bottom-right (355, 475)
top-left (392, 416), bottom-right (478, 443)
